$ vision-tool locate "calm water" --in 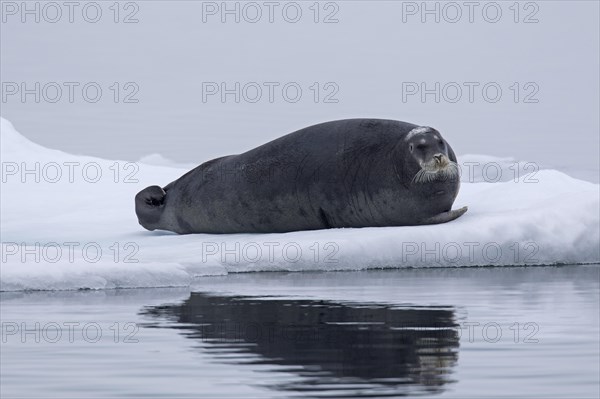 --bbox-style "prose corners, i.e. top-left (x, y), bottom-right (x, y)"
top-left (1, 265), bottom-right (599, 398)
